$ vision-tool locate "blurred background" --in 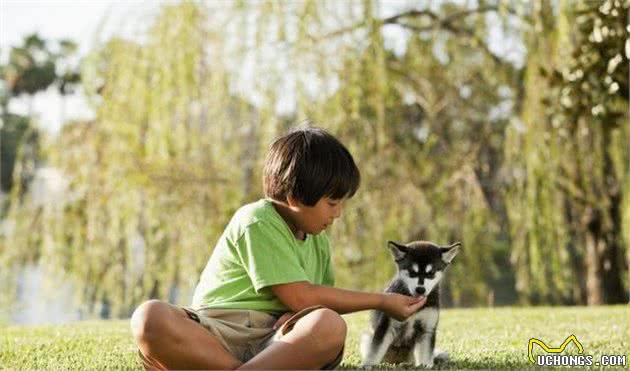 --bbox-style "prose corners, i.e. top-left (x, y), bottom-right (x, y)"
top-left (0, 0), bottom-right (628, 325)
